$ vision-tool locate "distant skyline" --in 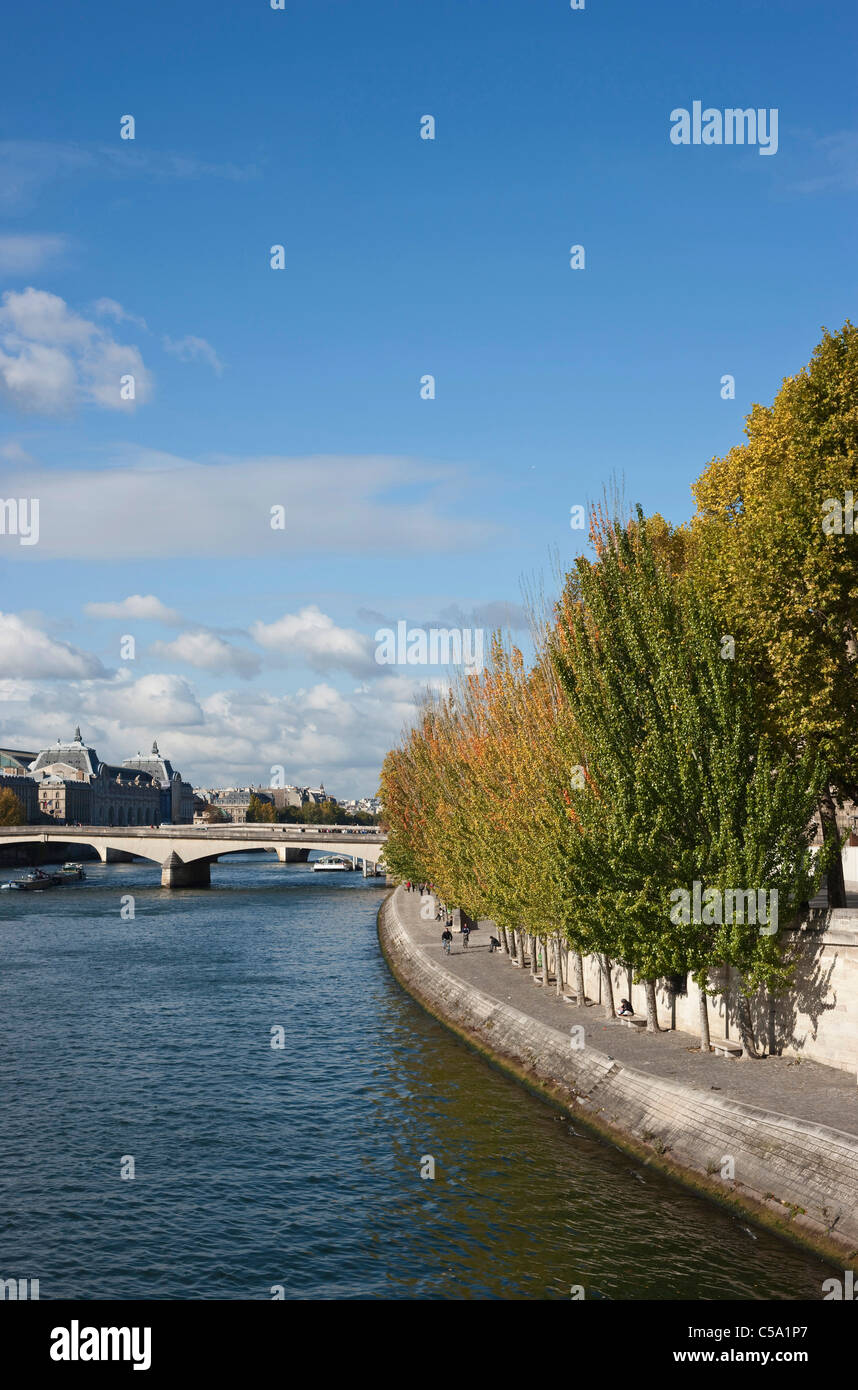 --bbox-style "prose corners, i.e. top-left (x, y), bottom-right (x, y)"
top-left (1, 0), bottom-right (855, 794)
